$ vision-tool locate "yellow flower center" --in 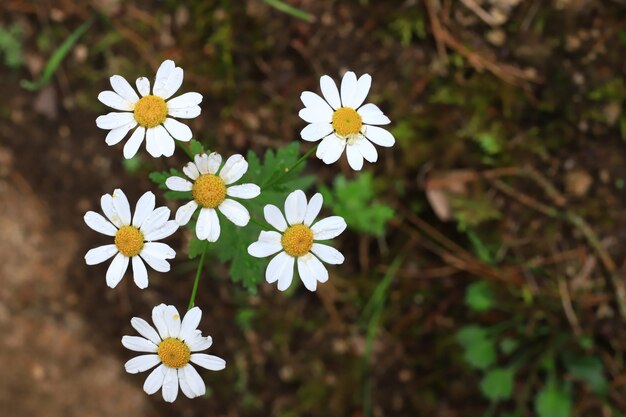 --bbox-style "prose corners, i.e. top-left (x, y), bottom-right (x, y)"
top-left (133, 95), bottom-right (168, 128)
top-left (281, 224), bottom-right (314, 257)
top-left (157, 338), bottom-right (191, 369)
top-left (114, 226), bottom-right (144, 257)
top-left (332, 107), bottom-right (362, 137)
top-left (192, 174), bottom-right (227, 208)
